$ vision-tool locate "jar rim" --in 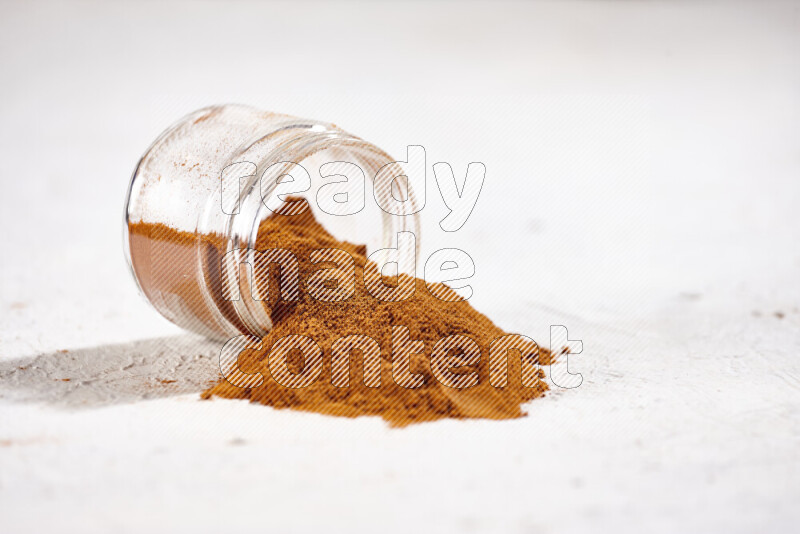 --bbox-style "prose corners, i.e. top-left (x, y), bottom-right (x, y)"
top-left (220, 123), bottom-right (422, 338)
